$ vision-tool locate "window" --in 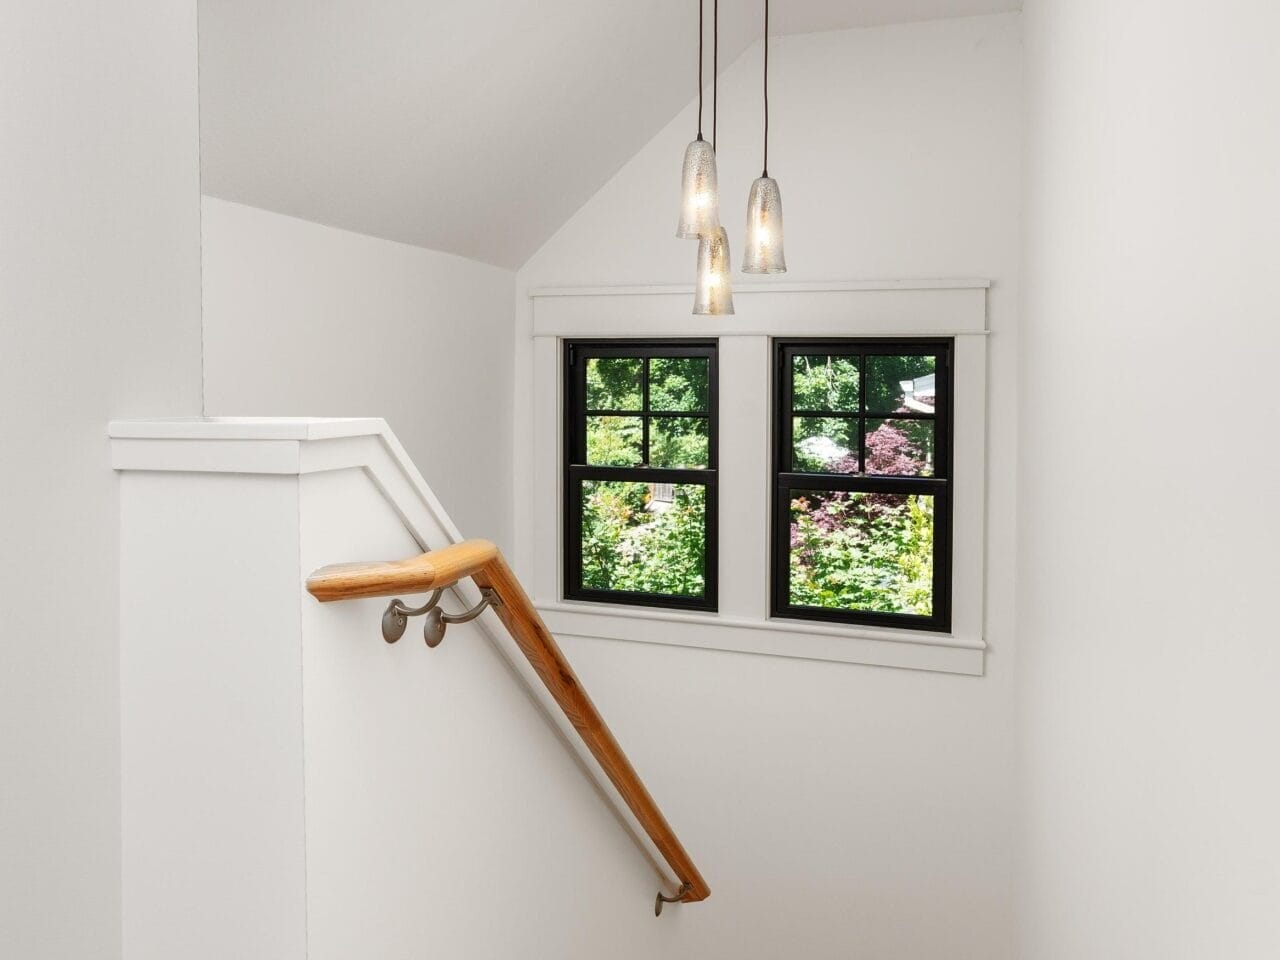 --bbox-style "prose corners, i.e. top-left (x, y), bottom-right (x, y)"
top-left (564, 340), bottom-right (718, 610)
top-left (773, 339), bottom-right (952, 631)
